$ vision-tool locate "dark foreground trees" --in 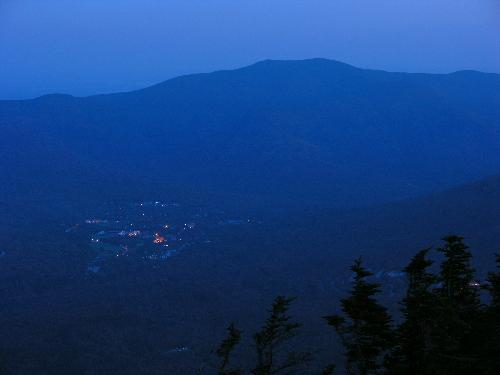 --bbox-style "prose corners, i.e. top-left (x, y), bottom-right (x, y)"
top-left (216, 236), bottom-right (500, 374)
top-left (252, 296), bottom-right (312, 375)
top-left (384, 249), bottom-right (437, 375)
top-left (216, 323), bottom-right (243, 375)
top-left (324, 259), bottom-right (393, 375)
top-left (216, 296), bottom-right (311, 375)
